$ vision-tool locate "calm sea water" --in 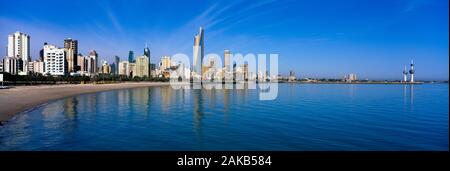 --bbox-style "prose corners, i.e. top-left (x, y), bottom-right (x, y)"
top-left (0, 83), bottom-right (448, 151)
